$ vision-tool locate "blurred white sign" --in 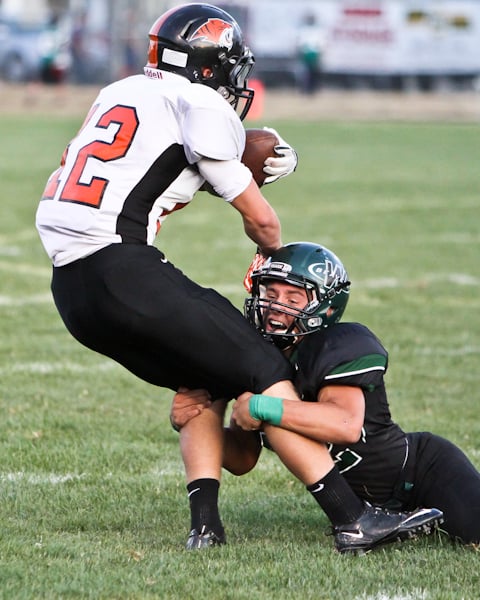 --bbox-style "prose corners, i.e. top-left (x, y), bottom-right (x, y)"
top-left (244, 0), bottom-right (480, 75)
